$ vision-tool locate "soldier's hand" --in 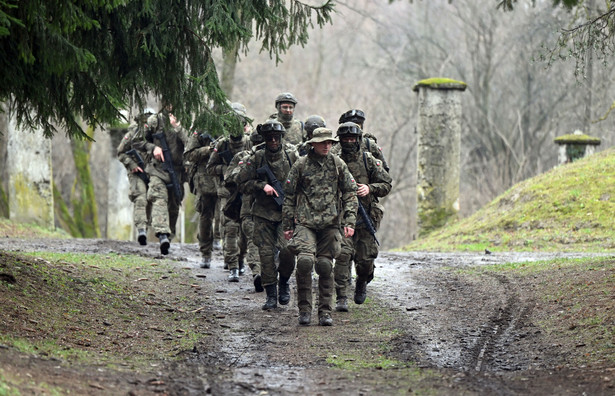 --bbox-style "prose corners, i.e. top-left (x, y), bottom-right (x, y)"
top-left (284, 230), bottom-right (293, 240)
top-left (131, 166), bottom-right (144, 174)
top-left (344, 226), bottom-right (355, 238)
top-left (264, 184), bottom-right (279, 197)
top-left (153, 146), bottom-right (164, 161)
top-left (357, 183), bottom-right (370, 197)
